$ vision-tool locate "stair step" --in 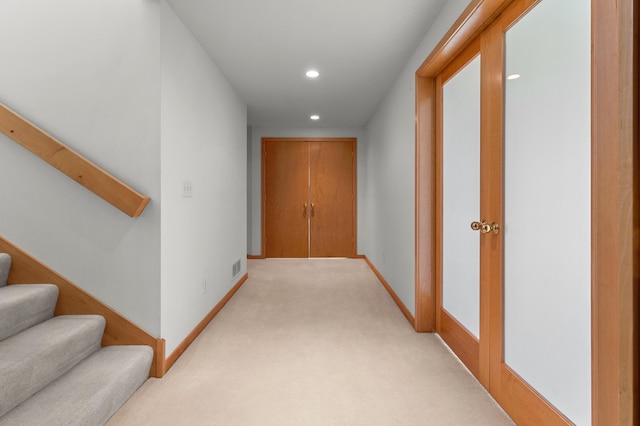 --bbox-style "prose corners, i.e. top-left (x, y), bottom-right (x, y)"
top-left (0, 315), bottom-right (105, 417)
top-left (0, 254), bottom-right (10, 288)
top-left (0, 345), bottom-right (153, 426)
top-left (0, 284), bottom-right (59, 341)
